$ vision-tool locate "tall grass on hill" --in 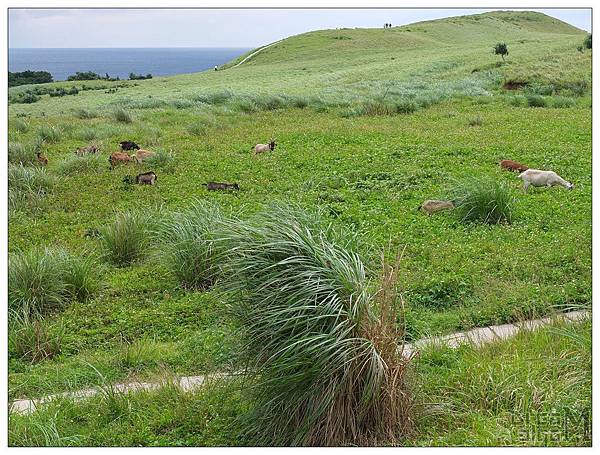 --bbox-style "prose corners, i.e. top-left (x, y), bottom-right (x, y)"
top-left (113, 107), bottom-right (133, 124)
top-left (73, 108), bottom-right (97, 119)
top-left (8, 164), bottom-right (56, 214)
top-left (154, 201), bottom-right (226, 289)
top-left (36, 125), bottom-right (63, 144)
top-left (143, 148), bottom-right (175, 170)
top-left (451, 177), bottom-right (515, 224)
top-left (8, 164), bottom-right (55, 193)
top-left (221, 205), bottom-right (412, 446)
top-left (8, 248), bottom-right (100, 316)
top-left (11, 118), bottom-right (30, 133)
top-left (9, 309), bottom-right (64, 363)
top-left (99, 211), bottom-right (150, 266)
top-left (9, 142), bottom-right (38, 166)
